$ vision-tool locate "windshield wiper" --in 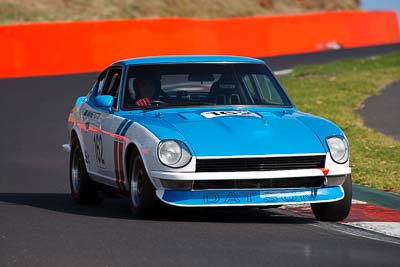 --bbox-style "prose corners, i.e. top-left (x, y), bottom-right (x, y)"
top-left (141, 100), bottom-right (169, 111)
